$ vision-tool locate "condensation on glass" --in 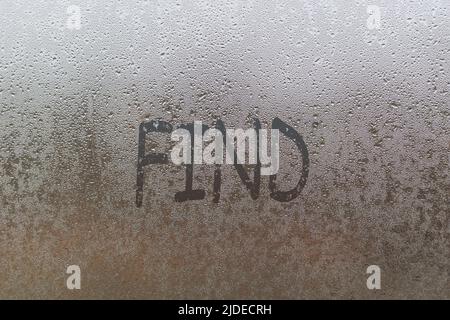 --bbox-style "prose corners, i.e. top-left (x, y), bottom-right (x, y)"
top-left (0, 0), bottom-right (448, 299)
